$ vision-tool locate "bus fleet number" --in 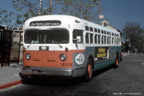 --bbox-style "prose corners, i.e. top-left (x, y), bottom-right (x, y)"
top-left (61, 63), bottom-right (72, 66)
